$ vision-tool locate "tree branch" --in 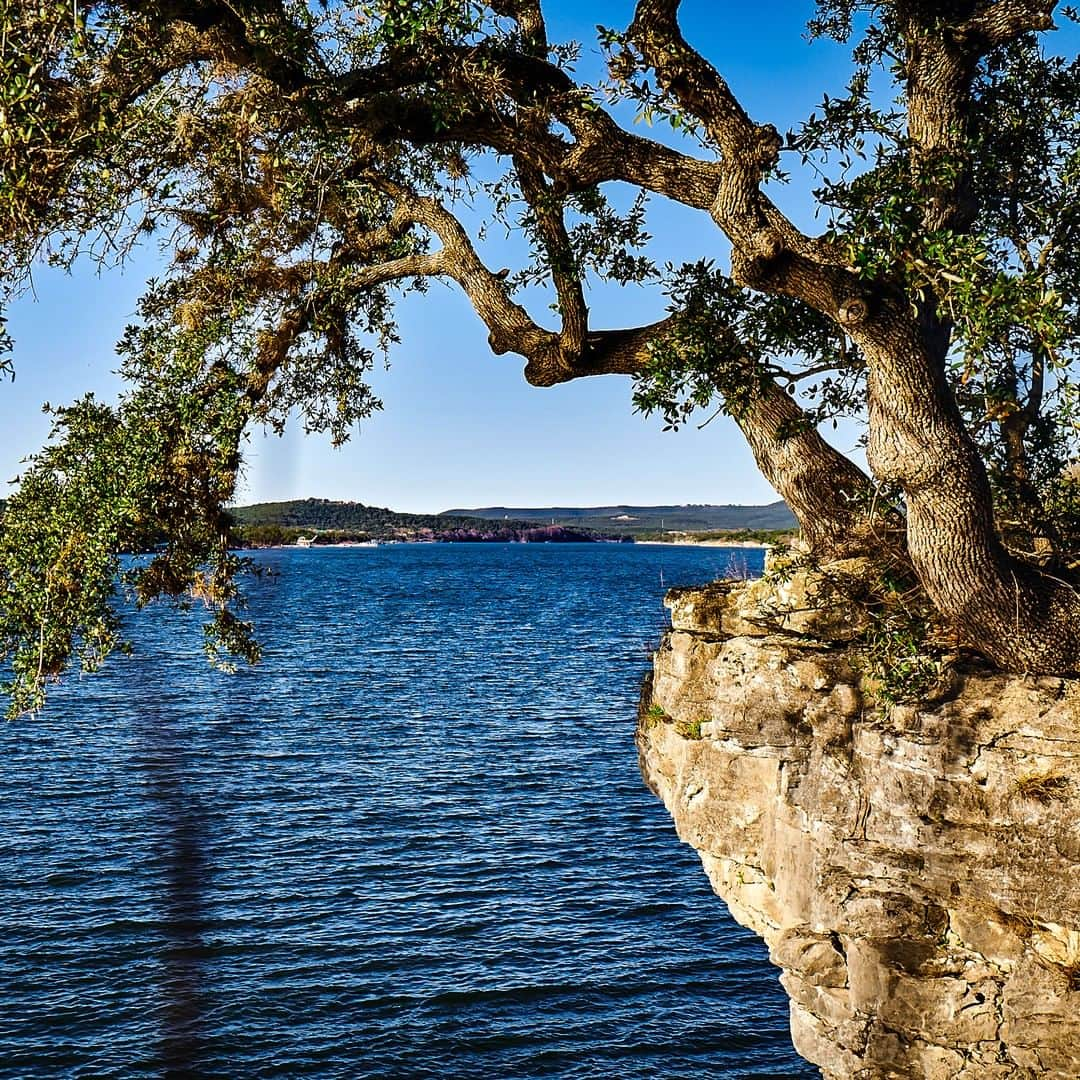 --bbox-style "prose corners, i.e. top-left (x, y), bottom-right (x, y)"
top-left (627, 0), bottom-right (781, 245)
top-left (953, 1), bottom-right (1057, 49)
top-left (489, 0), bottom-right (549, 52)
top-left (514, 157), bottom-right (588, 359)
top-left (620, 0), bottom-right (862, 316)
top-left (628, 0), bottom-right (772, 161)
top-left (371, 181), bottom-right (562, 373)
top-left (897, 2), bottom-right (1057, 240)
top-left (145, 0), bottom-right (320, 91)
top-left (544, 312), bottom-right (900, 555)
